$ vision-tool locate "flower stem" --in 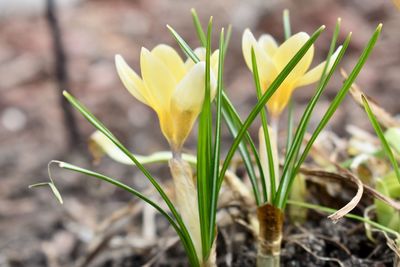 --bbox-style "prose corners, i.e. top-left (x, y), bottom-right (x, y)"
top-left (270, 115), bottom-right (280, 197)
top-left (169, 146), bottom-right (205, 263)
